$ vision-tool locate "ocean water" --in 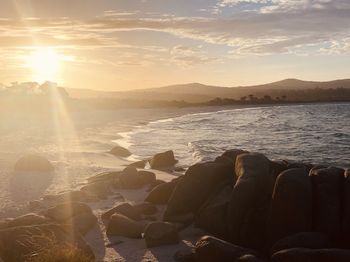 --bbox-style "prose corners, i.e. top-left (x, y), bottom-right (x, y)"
top-left (126, 103), bottom-right (350, 168)
top-left (0, 102), bottom-right (349, 214)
